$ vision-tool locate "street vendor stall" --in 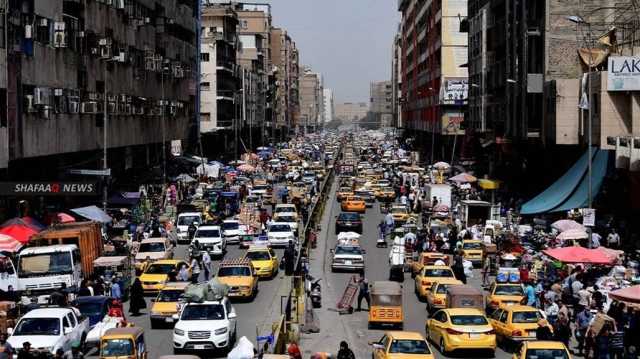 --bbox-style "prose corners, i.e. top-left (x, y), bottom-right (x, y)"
top-left (543, 246), bottom-right (616, 265)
